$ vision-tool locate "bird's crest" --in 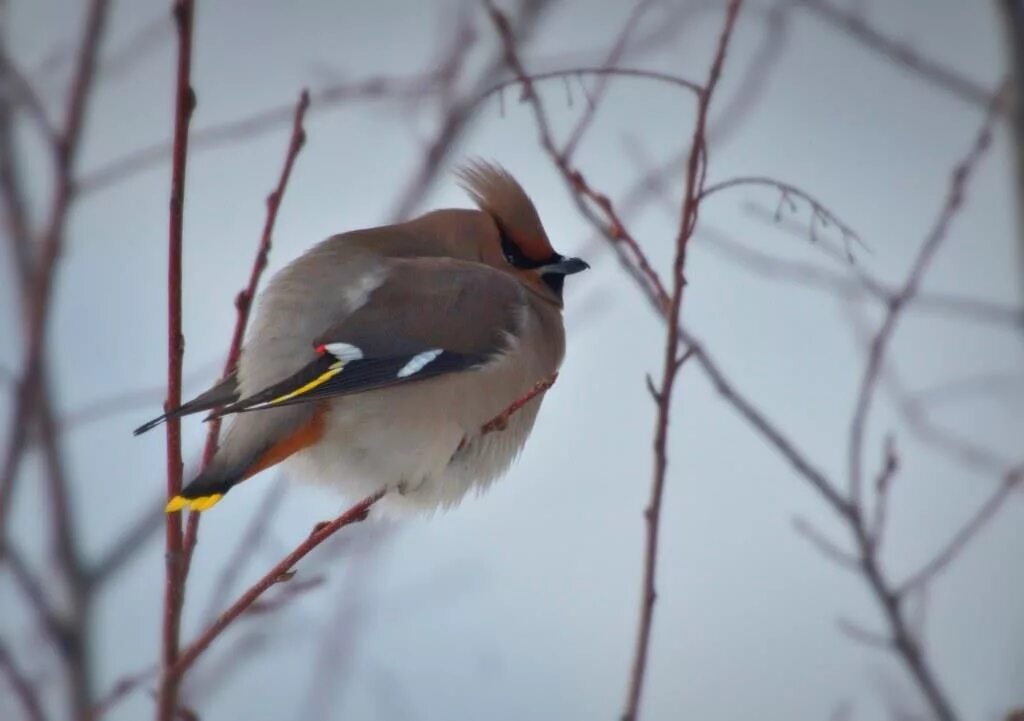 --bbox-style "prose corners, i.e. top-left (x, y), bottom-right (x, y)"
top-left (456, 160), bottom-right (554, 262)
